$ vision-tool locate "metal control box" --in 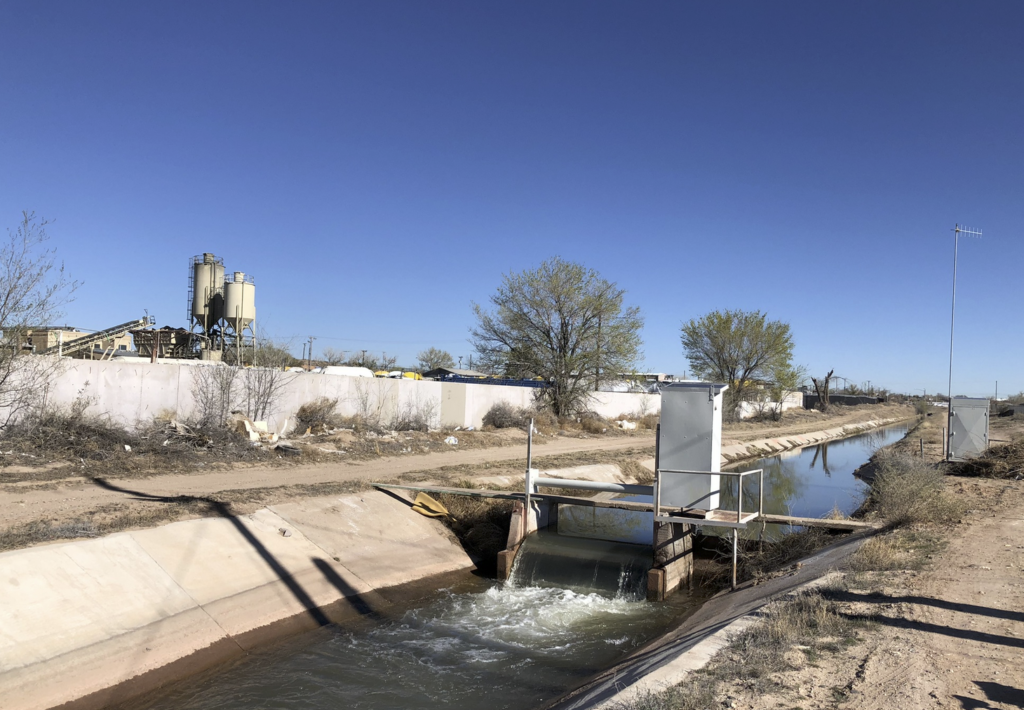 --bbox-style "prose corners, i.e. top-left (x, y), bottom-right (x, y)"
top-left (657, 382), bottom-right (727, 510)
top-left (949, 397), bottom-right (989, 461)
